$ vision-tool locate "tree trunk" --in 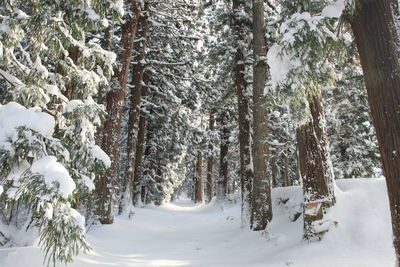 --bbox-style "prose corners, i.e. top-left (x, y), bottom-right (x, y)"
top-left (284, 147), bottom-right (290, 187)
top-left (217, 112), bottom-right (229, 201)
top-left (349, 1), bottom-right (400, 263)
top-left (195, 151), bottom-right (204, 203)
top-left (154, 167), bottom-right (163, 206)
top-left (95, 1), bottom-right (141, 224)
top-left (296, 91), bottom-right (335, 240)
top-left (132, 74), bottom-right (149, 205)
top-left (233, 0), bottom-right (253, 227)
top-left (250, 0), bottom-right (271, 231)
top-left (206, 112), bottom-right (215, 202)
top-left (65, 46), bottom-right (83, 99)
top-left (120, 1), bottom-right (149, 213)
